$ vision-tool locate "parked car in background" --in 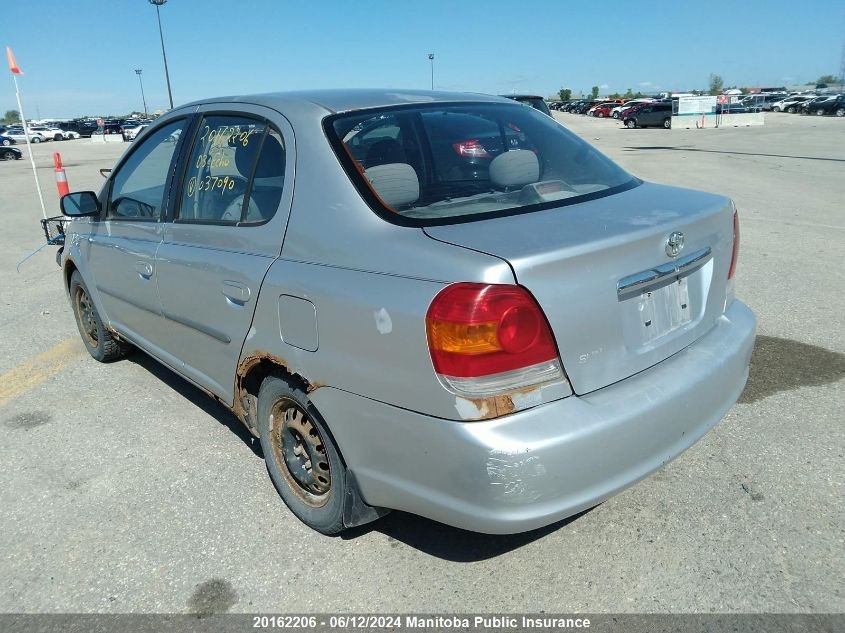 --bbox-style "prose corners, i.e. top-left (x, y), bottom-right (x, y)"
top-left (771, 96), bottom-right (813, 112)
top-left (590, 102), bottom-right (618, 118)
top-left (123, 124), bottom-right (148, 140)
top-left (740, 93), bottom-right (787, 111)
top-left (91, 122), bottom-right (127, 137)
top-left (0, 134), bottom-right (16, 146)
top-left (501, 94), bottom-right (552, 116)
top-left (4, 127), bottom-right (45, 143)
top-left (611, 99), bottom-right (653, 118)
top-left (810, 94), bottom-right (845, 116)
top-left (0, 146), bottom-right (22, 160)
top-left (758, 94), bottom-right (788, 110)
top-left (623, 102), bottom-right (673, 128)
top-left (715, 103), bottom-right (751, 114)
top-left (59, 120), bottom-right (99, 138)
top-left (29, 125), bottom-right (66, 141)
top-left (574, 100), bottom-right (601, 114)
top-left (619, 102), bottom-right (649, 119)
top-left (798, 95), bottom-right (839, 114)
top-left (57, 89), bottom-right (754, 536)
top-left (44, 123), bottom-right (82, 140)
